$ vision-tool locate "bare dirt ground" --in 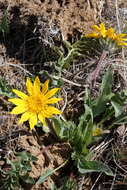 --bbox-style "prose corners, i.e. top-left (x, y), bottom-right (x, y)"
top-left (1, 0), bottom-right (105, 39)
top-left (0, 0), bottom-right (127, 190)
